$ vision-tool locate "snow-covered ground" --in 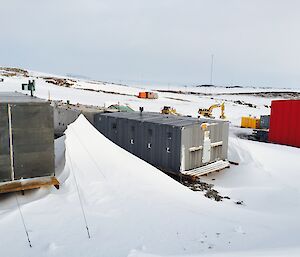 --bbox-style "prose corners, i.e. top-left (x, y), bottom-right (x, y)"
top-left (2, 69), bottom-right (299, 126)
top-left (0, 69), bottom-right (300, 257)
